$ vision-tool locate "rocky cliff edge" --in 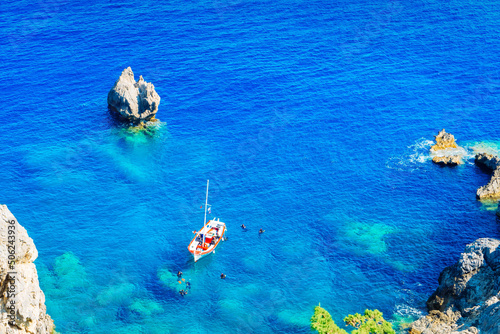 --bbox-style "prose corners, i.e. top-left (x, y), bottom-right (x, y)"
top-left (410, 238), bottom-right (500, 334)
top-left (0, 205), bottom-right (54, 334)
